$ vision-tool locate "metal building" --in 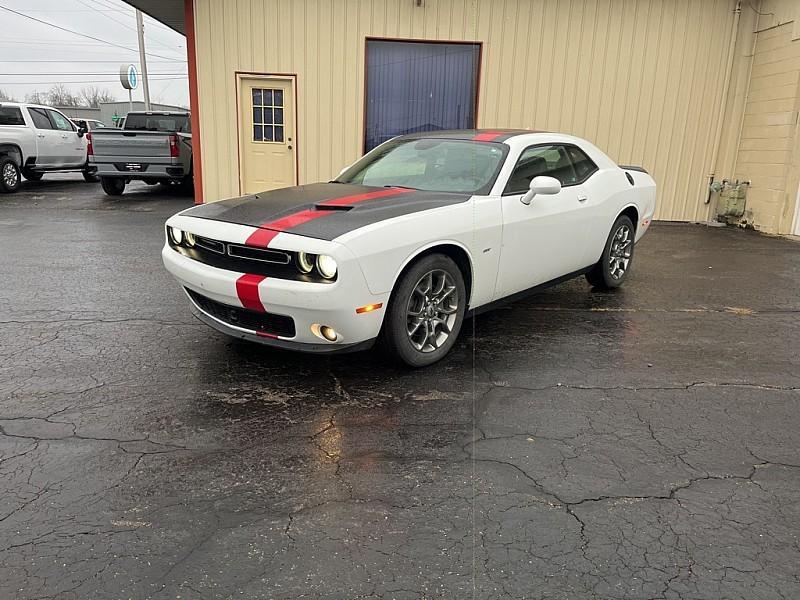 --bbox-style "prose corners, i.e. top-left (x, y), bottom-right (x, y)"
top-left (127, 0), bottom-right (800, 235)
